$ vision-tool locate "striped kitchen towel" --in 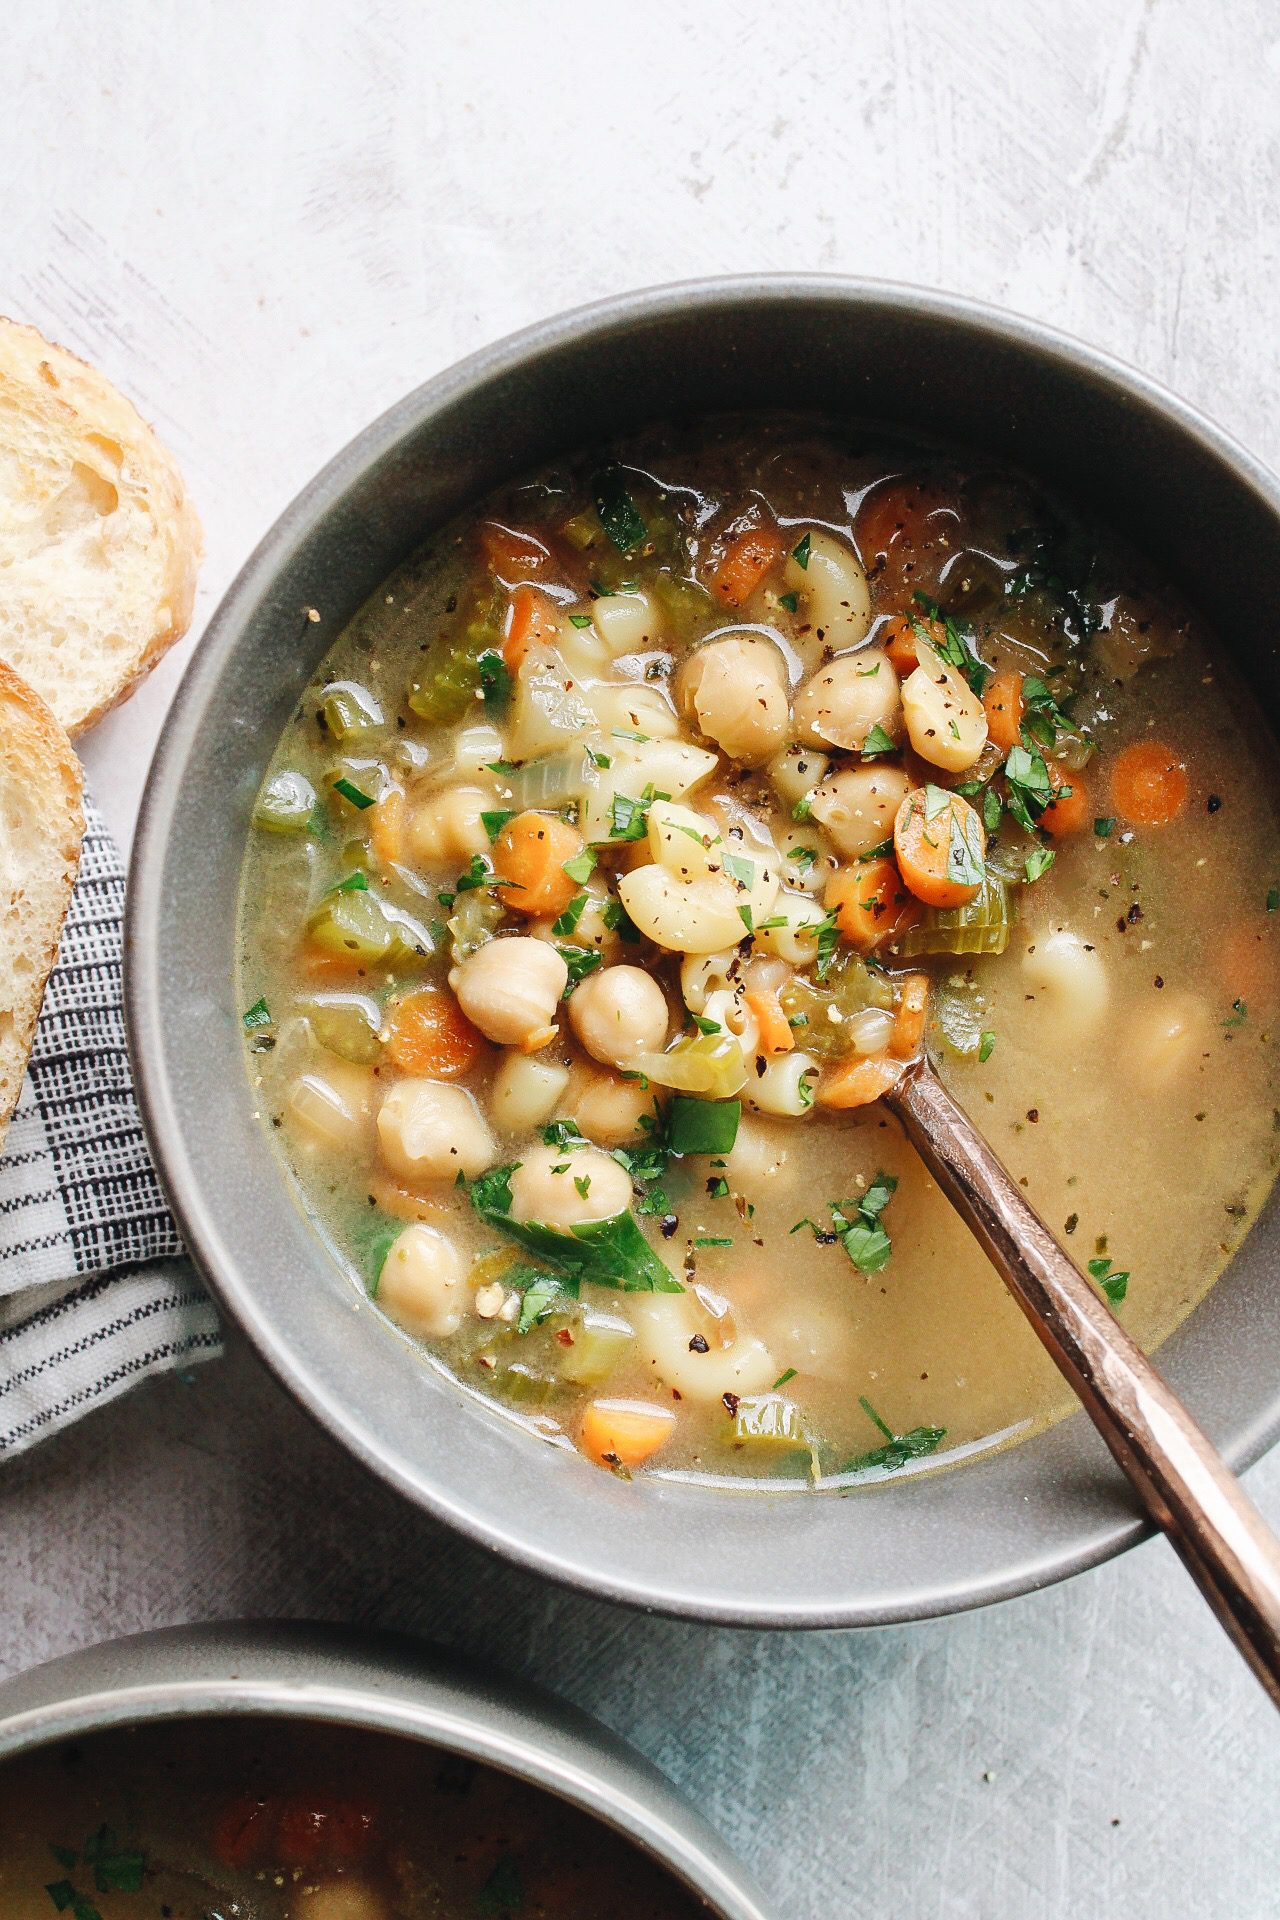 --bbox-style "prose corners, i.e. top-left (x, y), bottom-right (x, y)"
top-left (0, 792), bottom-right (221, 1457)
